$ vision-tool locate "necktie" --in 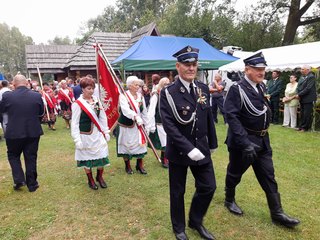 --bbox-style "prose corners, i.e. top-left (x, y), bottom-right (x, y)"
top-left (190, 84), bottom-right (196, 101)
top-left (256, 83), bottom-right (263, 96)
